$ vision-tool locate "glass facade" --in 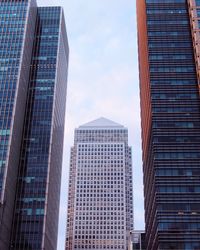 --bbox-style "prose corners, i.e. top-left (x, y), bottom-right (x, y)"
top-left (0, 1), bottom-right (68, 250)
top-left (0, 0), bottom-right (37, 248)
top-left (10, 7), bottom-right (68, 250)
top-left (137, 0), bottom-right (200, 249)
top-left (0, 0), bottom-right (27, 195)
